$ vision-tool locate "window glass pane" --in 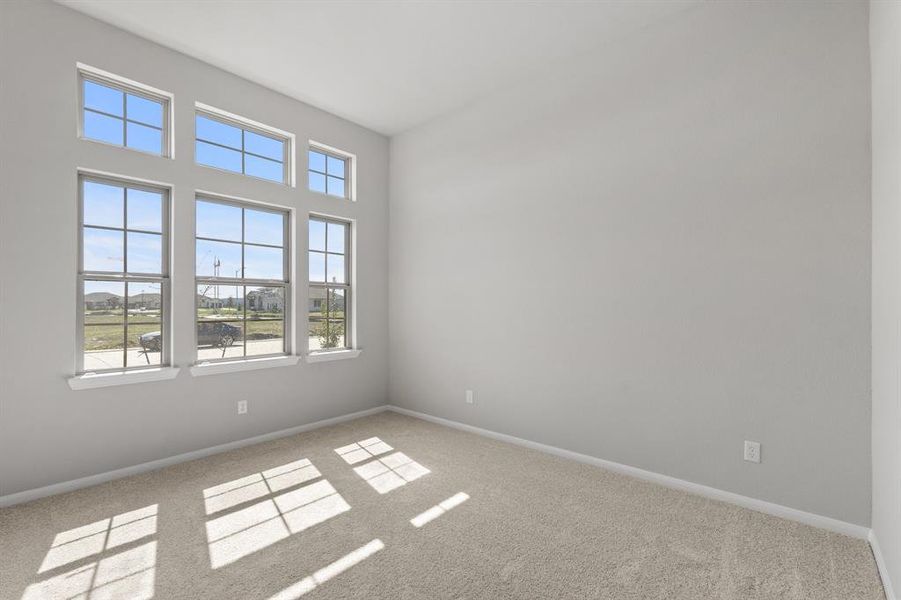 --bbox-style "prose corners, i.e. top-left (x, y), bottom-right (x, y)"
top-left (127, 232), bottom-right (162, 274)
top-left (328, 319), bottom-right (347, 350)
top-left (83, 278), bottom-right (126, 371)
top-left (126, 94), bottom-right (163, 127)
top-left (83, 227), bottom-right (124, 272)
top-left (196, 200), bottom-right (242, 241)
top-left (197, 284), bottom-right (242, 321)
top-left (309, 220), bottom-right (326, 251)
top-left (328, 288), bottom-right (346, 320)
top-left (326, 156), bottom-right (345, 178)
top-left (245, 245), bottom-right (283, 280)
top-left (245, 154), bottom-right (283, 183)
top-left (326, 253), bottom-right (345, 284)
top-left (84, 325), bottom-right (125, 371)
top-left (196, 115), bottom-right (242, 149)
top-left (196, 239), bottom-right (242, 278)
top-left (127, 189), bottom-right (163, 232)
top-left (326, 176), bottom-right (345, 198)
top-left (126, 121), bottom-right (162, 154)
top-left (197, 321), bottom-right (244, 361)
top-left (127, 282), bottom-right (161, 323)
top-left (128, 323), bottom-right (162, 366)
top-left (309, 172), bottom-right (326, 194)
top-left (196, 140), bottom-right (242, 174)
top-left (326, 222), bottom-right (346, 254)
top-left (83, 181), bottom-right (123, 228)
top-left (84, 280), bottom-right (125, 323)
top-left (308, 150), bottom-right (326, 173)
top-left (245, 131), bottom-right (283, 161)
top-left (308, 317), bottom-right (326, 352)
top-left (245, 319), bottom-right (284, 356)
top-left (309, 251), bottom-right (325, 282)
top-left (84, 111), bottom-right (124, 146)
top-left (84, 80), bottom-right (123, 116)
top-left (246, 286), bottom-right (285, 318)
top-left (245, 209), bottom-right (283, 247)
top-left (308, 287), bottom-right (327, 319)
